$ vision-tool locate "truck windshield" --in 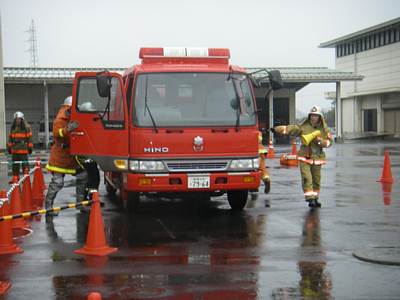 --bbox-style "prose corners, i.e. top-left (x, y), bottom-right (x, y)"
top-left (133, 73), bottom-right (256, 127)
